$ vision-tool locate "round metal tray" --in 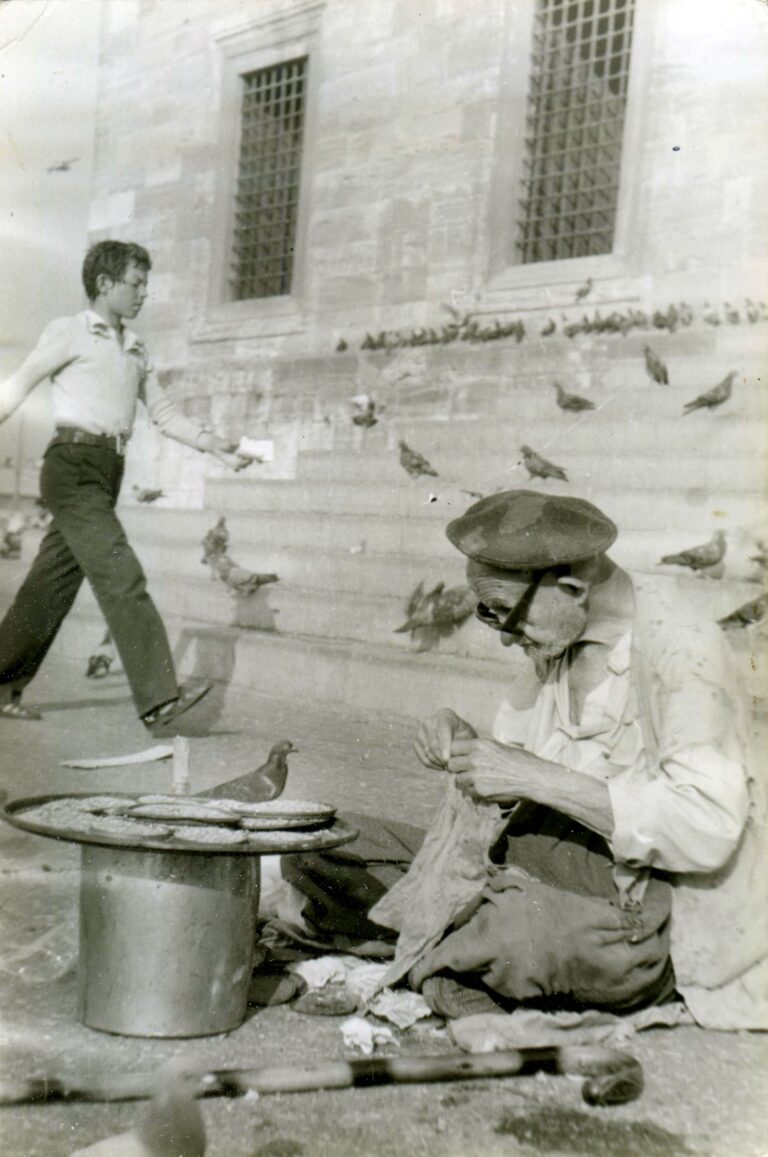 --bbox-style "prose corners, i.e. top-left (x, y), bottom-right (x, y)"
top-left (1, 793), bottom-right (358, 856)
